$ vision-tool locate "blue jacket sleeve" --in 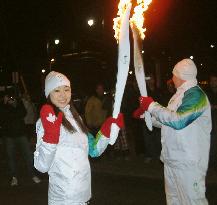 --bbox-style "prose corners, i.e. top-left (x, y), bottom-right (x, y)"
top-left (88, 131), bottom-right (110, 158)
